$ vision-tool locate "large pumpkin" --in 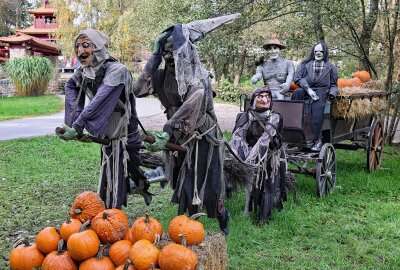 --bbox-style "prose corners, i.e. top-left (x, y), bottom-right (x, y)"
top-left (168, 213), bottom-right (205, 245)
top-left (348, 77), bottom-right (362, 87)
top-left (9, 239), bottom-right (45, 270)
top-left (69, 191), bottom-right (105, 222)
top-left (109, 240), bottom-right (133, 266)
top-left (289, 83), bottom-right (299, 91)
top-left (131, 212), bottom-right (162, 243)
top-left (91, 208), bottom-right (129, 244)
top-left (36, 227), bottom-right (62, 254)
top-left (129, 239), bottom-right (160, 270)
top-left (79, 245), bottom-right (115, 270)
top-left (60, 213), bottom-right (82, 241)
top-left (354, 70), bottom-right (371, 83)
top-left (158, 234), bottom-right (198, 270)
top-left (41, 240), bottom-right (78, 270)
top-left (67, 220), bottom-right (100, 262)
top-left (337, 78), bottom-right (350, 88)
